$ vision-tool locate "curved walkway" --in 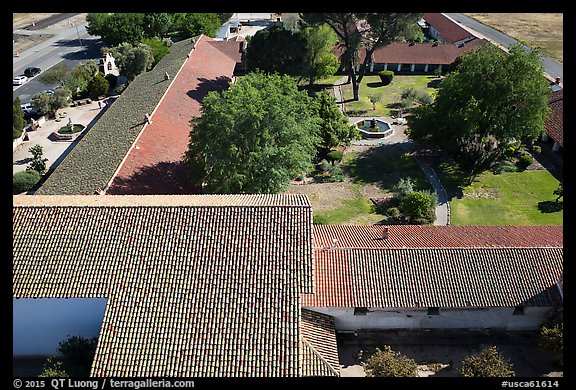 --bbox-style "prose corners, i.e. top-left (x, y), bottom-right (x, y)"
top-left (345, 114), bottom-right (451, 225)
